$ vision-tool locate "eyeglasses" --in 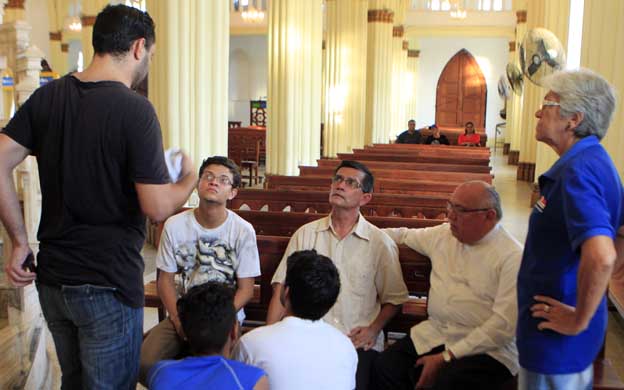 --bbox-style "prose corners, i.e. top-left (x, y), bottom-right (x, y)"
top-left (200, 172), bottom-right (233, 186)
top-left (332, 174), bottom-right (362, 190)
top-left (446, 201), bottom-right (491, 215)
top-left (540, 100), bottom-right (561, 110)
